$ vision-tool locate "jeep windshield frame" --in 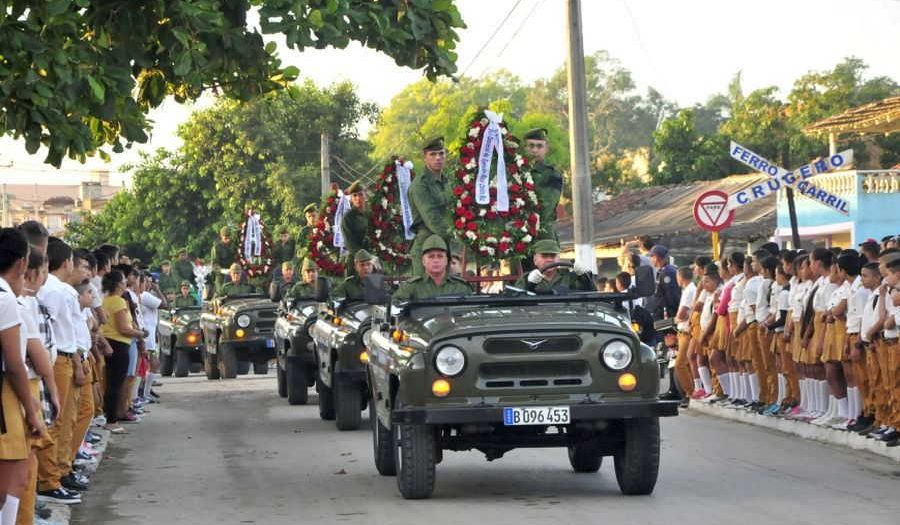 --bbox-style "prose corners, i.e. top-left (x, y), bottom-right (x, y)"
top-left (396, 291), bottom-right (637, 316)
